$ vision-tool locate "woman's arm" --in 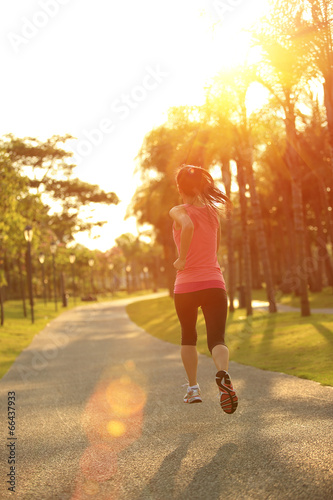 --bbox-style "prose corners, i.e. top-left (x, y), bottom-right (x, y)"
top-left (169, 206), bottom-right (194, 270)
